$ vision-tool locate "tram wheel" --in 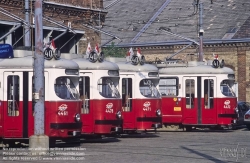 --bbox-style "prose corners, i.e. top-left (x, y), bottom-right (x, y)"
top-left (246, 125), bottom-right (250, 130)
top-left (185, 126), bottom-right (192, 132)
